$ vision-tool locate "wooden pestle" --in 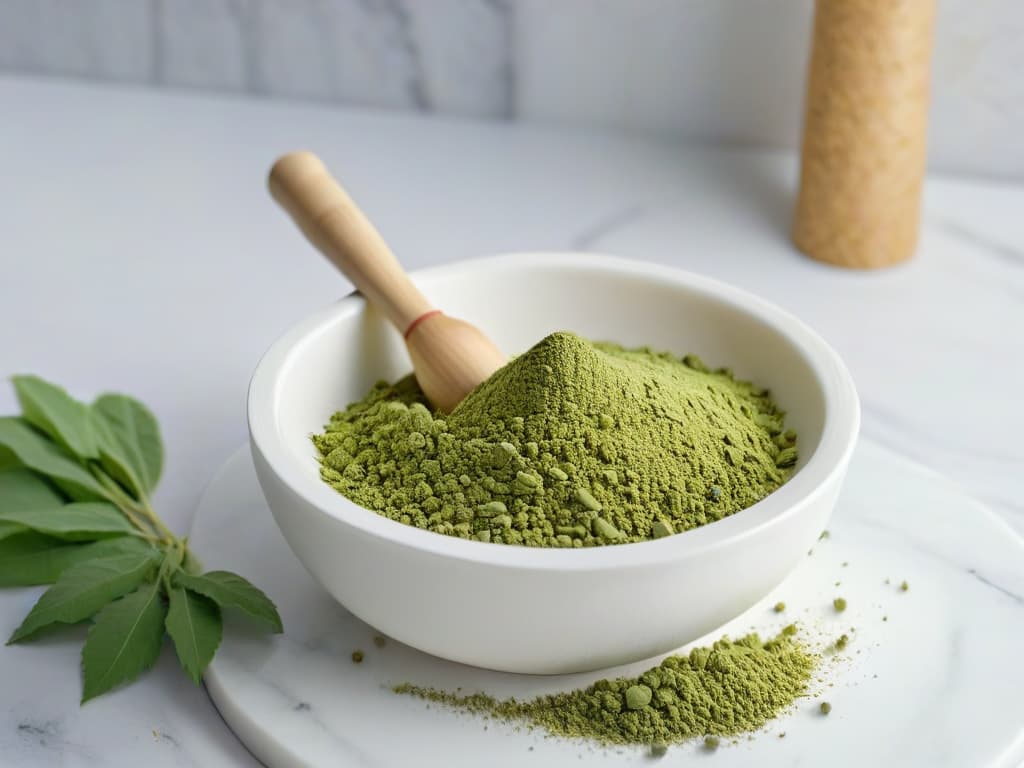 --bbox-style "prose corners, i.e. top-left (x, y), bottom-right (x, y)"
top-left (268, 151), bottom-right (507, 413)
